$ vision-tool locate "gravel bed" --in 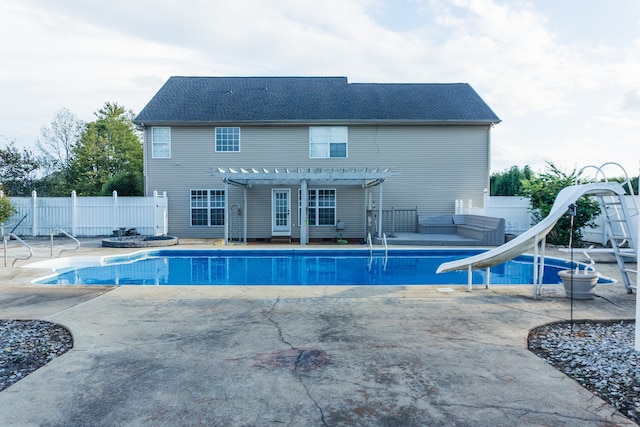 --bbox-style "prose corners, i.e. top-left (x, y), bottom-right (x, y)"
top-left (529, 319), bottom-right (640, 424)
top-left (1, 319), bottom-right (639, 424)
top-left (0, 320), bottom-right (73, 392)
